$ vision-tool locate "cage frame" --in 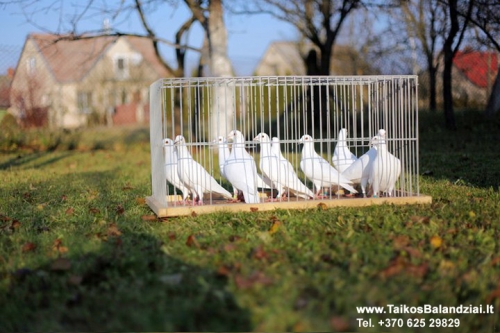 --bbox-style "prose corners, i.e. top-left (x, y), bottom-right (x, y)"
top-left (146, 75), bottom-right (432, 217)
